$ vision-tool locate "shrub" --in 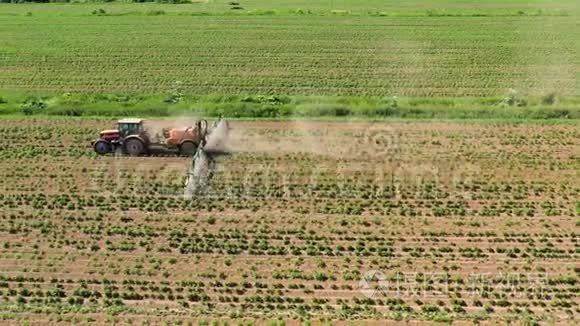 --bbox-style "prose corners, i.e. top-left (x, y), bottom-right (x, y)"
top-left (501, 89), bottom-right (527, 107)
top-left (147, 10), bottom-right (166, 16)
top-left (164, 81), bottom-right (183, 104)
top-left (310, 104), bottom-right (352, 117)
top-left (46, 106), bottom-right (83, 116)
top-left (422, 304), bottom-right (440, 313)
top-left (241, 95), bottom-right (289, 105)
top-left (541, 92), bottom-right (557, 105)
top-left (91, 9), bottom-right (107, 16)
top-left (21, 98), bottom-right (46, 115)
